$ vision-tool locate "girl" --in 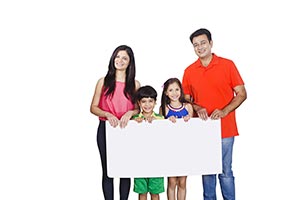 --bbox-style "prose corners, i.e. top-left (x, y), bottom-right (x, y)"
top-left (90, 45), bottom-right (141, 200)
top-left (159, 78), bottom-right (193, 200)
